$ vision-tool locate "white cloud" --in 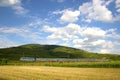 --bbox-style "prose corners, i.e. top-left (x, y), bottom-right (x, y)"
top-left (0, 0), bottom-right (27, 15)
top-left (43, 23), bottom-right (120, 53)
top-left (0, 26), bottom-right (41, 42)
top-left (106, 28), bottom-right (120, 39)
top-left (0, 18), bottom-right (53, 45)
top-left (91, 40), bottom-right (106, 46)
top-left (0, 19), bottom-right (46, 48)
top-left (0, 36), bottom-right (18, 48)
top-left (26, 19), bottom-right (48, 28)
top-left (60, 9), bottom-right (80, 23)
top-left (0, 21), bottom-right (120, 53)
top-left (79, 0), bottom-right (113, 22)
top-left (12, 4), bottom-right (28, 15)
top-left (43, 23), bottom-right (81, 41)
top-left (81, 27), bottom-right (106, 39)
top-left (116, 0), bottom-right (120, 12)
top-left (100, 49), bottom-right (110, 53)
top-left (115, 0), bottom-right (120, 13)
top-left (52, 0), bottom-right (120, 23)
top-left (0, 0), bottom-right (20, 6)
top-left (0, 27), bottom-right (29, 33)
top-left (43, 23), bottom-right (114, 42)
top-left (53, 9), bottom-right (80, 23)
top-left (52, 10), bottom-right (63, 14)
top-left (73, 38), bottom-right (119, 53)
top-left (43, 25), bottom-right (58, 33)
